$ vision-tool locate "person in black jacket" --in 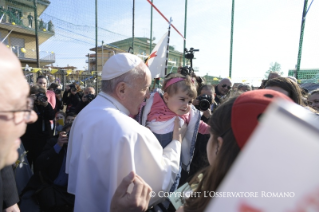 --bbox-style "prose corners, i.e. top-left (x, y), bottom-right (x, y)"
top-left (75, 93), bottom-right (95, 114)
top-left (62, 84), bottom-right (81, 115)
top-left (20, 124), bottom-right (74, 212)
top-left (21, 85), bottom-right (55, 173)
